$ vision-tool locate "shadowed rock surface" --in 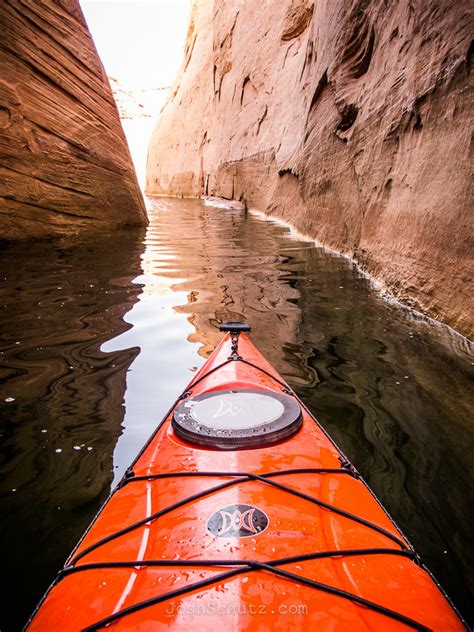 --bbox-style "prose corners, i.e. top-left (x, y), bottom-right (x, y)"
top-left (146, 0), bottom-right (473, 338)
top-left (0, 0), bottom-right (147, 239)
